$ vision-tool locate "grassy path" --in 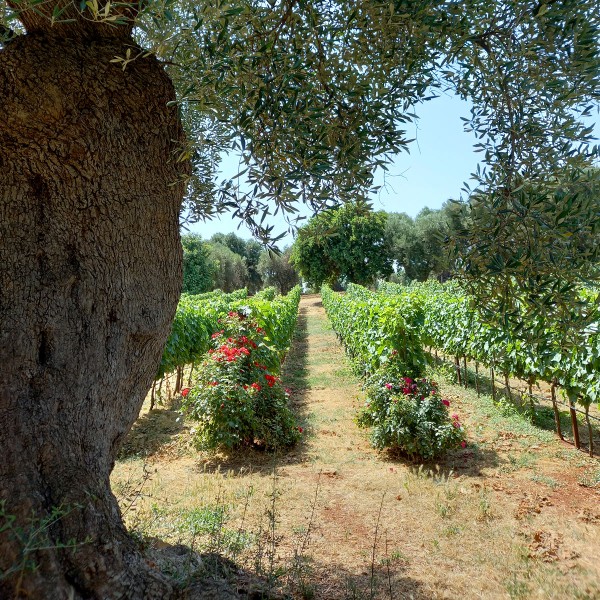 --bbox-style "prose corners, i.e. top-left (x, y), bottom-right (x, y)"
top-left (113, 294), bottom-right (600, 599)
